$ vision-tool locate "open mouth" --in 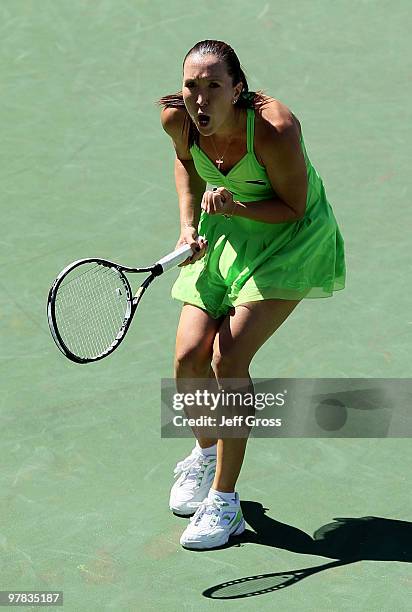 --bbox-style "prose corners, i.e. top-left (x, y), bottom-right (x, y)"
top-left (197, 113), bottom-right (210, 127)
